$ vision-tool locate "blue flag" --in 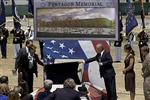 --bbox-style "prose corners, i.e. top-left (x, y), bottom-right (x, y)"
top-left (12, 0), bottom-right (20, 29)
top-left (0, 0), bottom-right (6, 26)
top-left (28, 0), bottom-right (34, 16)
top-left (126, 0), bottom-right (138, 36)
